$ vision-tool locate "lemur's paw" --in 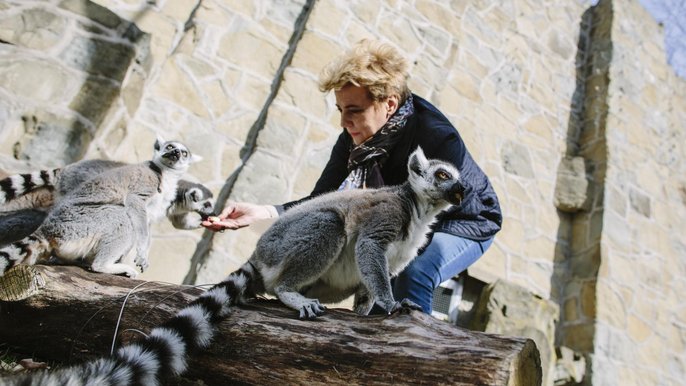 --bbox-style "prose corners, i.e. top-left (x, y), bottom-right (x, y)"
top-left (123, 269), bottom-right (139, 279)
top-left (298, 300), bottom-right (326, 320)
top-left (136, 259), bottom-right (149, 272)
top-left (381, 298), bottom-right (422, 315)
top-left (399, 298), bottom-right (422, 311)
